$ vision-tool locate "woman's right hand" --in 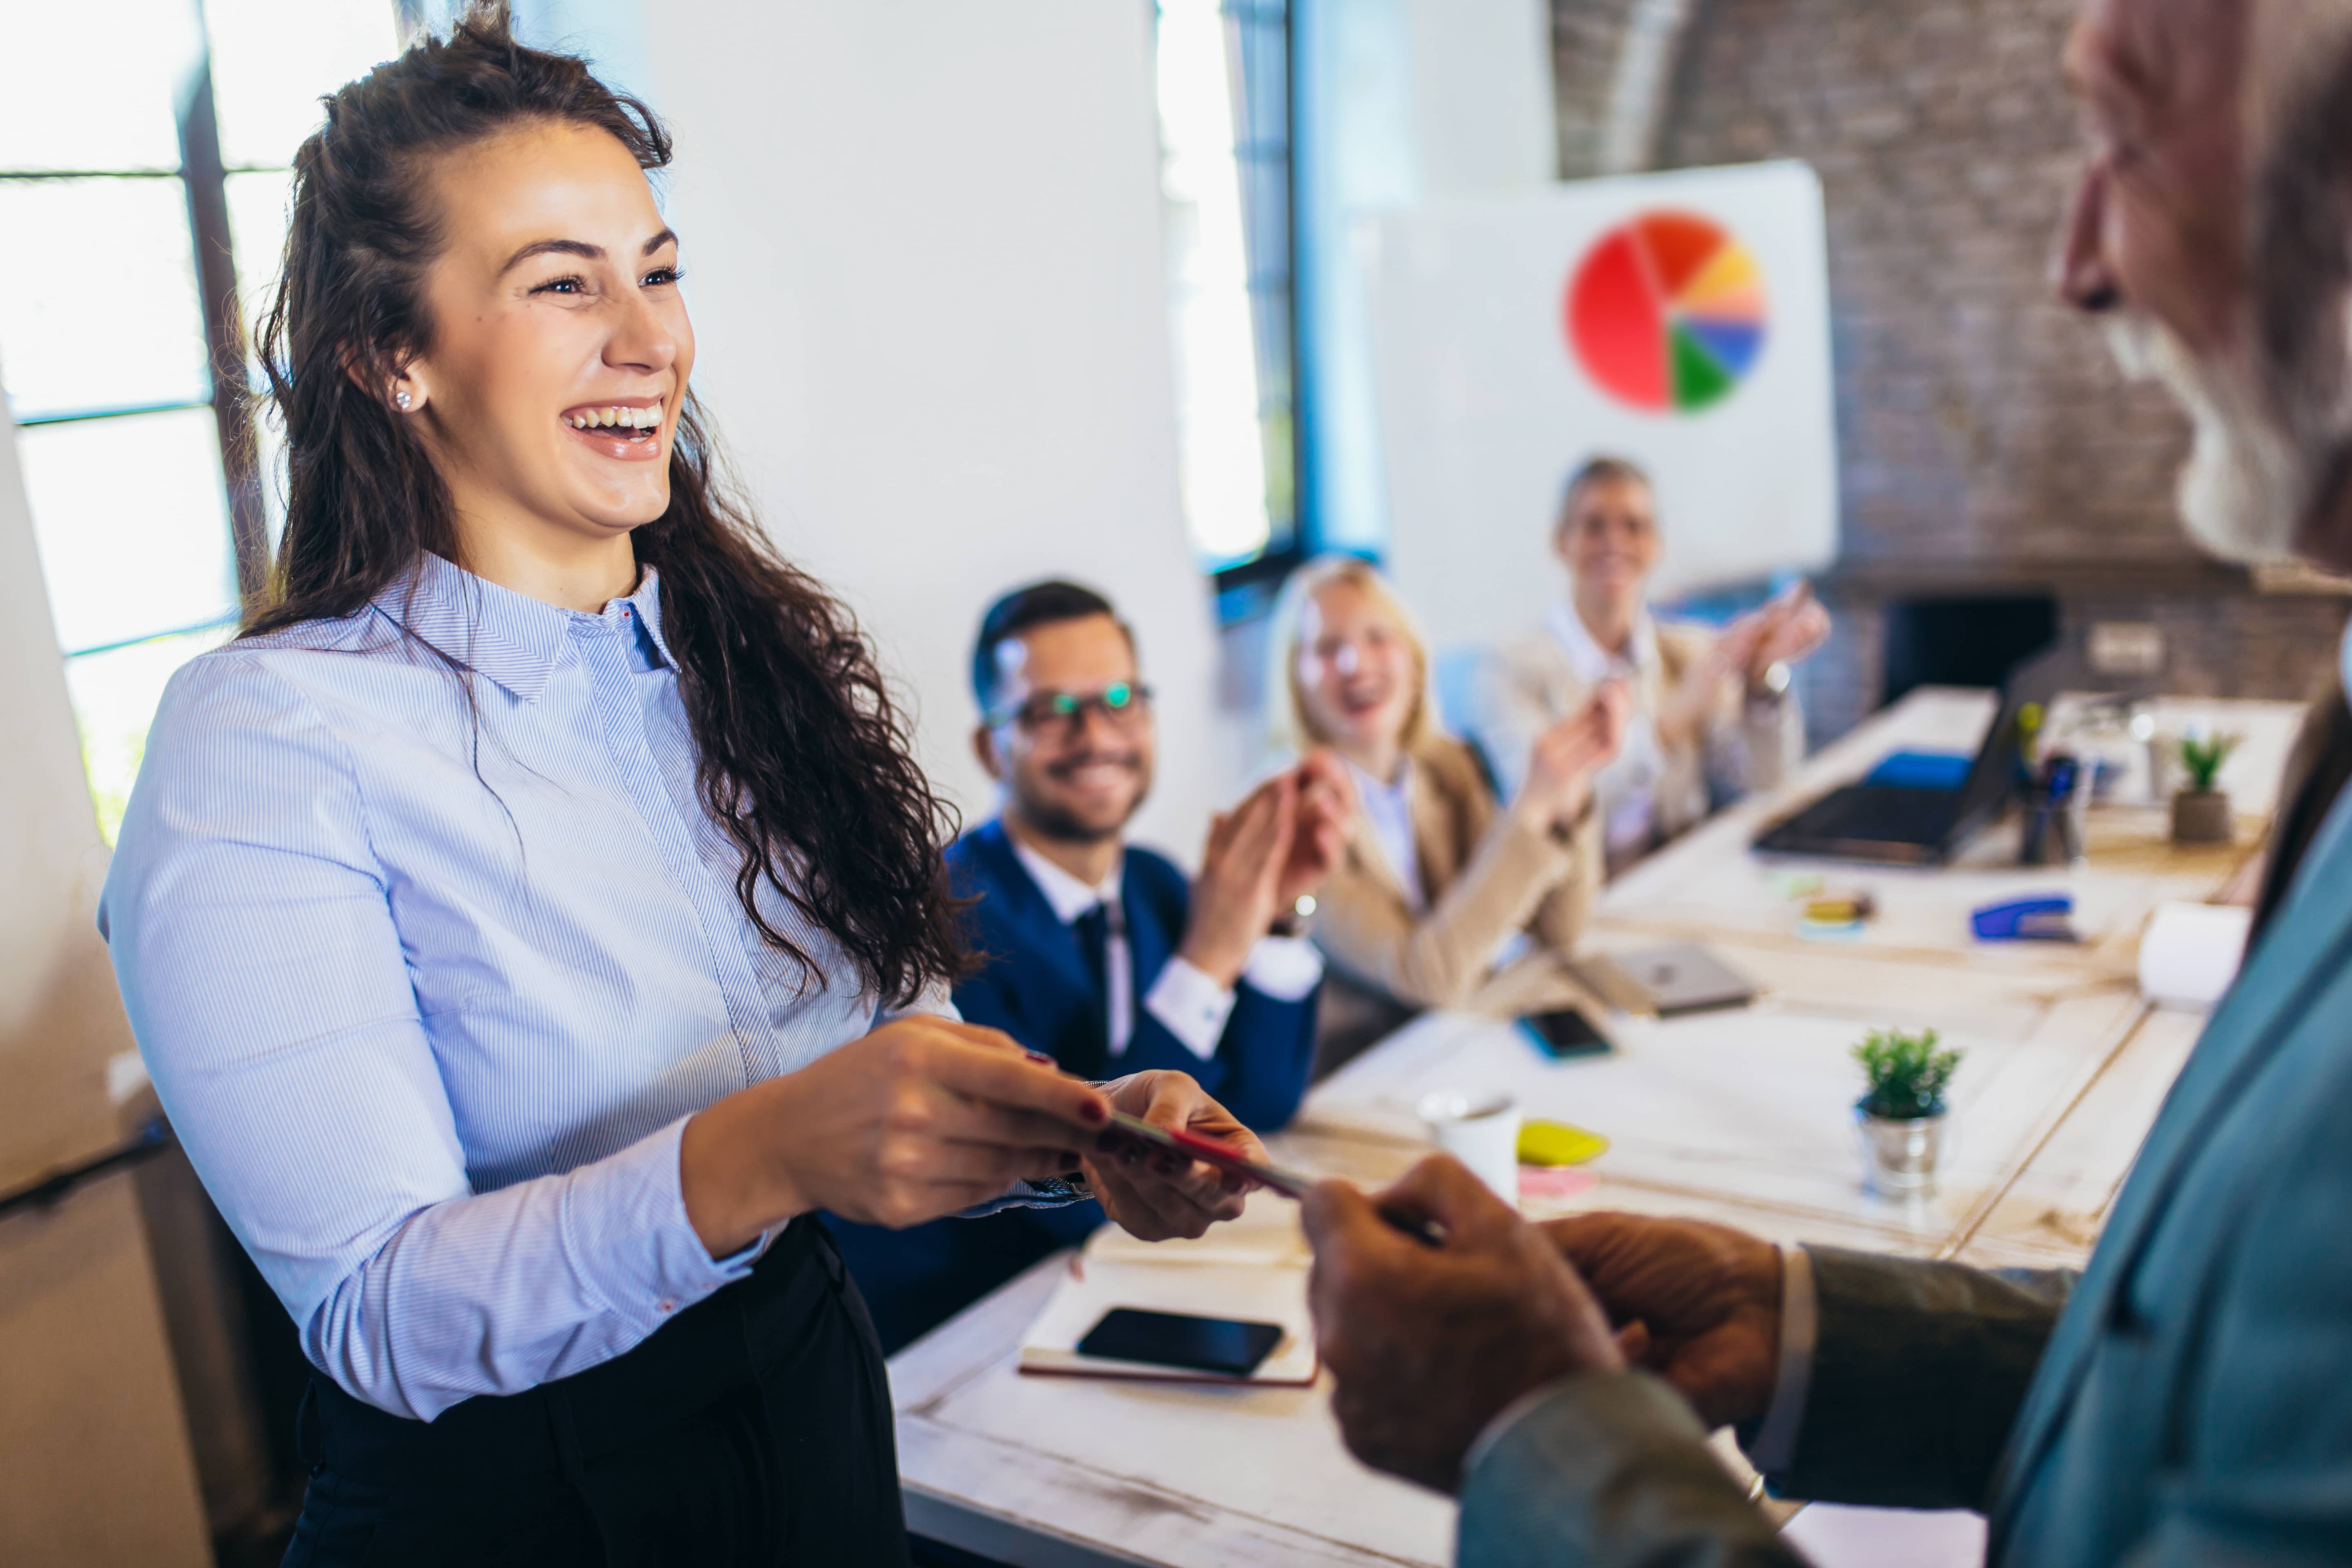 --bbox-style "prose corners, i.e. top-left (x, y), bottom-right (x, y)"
top-left (1515, 682), bottom-right (1631, 834)
top-left (679, 1016), bottom-right (1112, 1255)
